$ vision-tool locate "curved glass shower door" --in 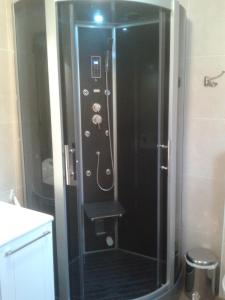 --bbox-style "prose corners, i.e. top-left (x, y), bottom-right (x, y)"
top-left (116, 16), bottom-right (170, 291)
